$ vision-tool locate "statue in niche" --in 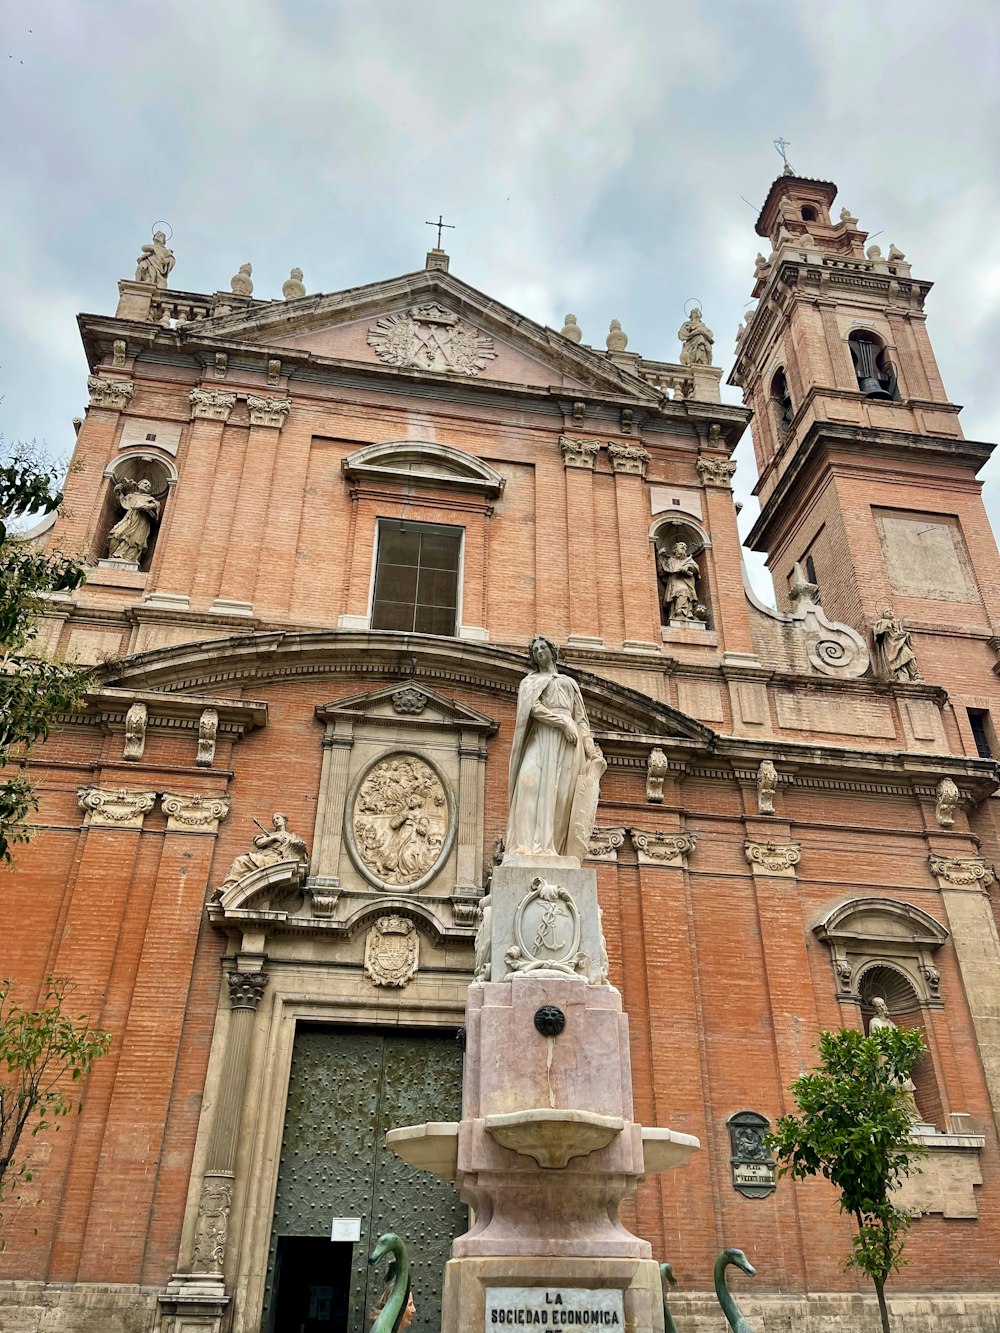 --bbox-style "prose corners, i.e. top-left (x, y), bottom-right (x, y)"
top-left (218, 812), bottom-right (308, 893)
top-left (657, 540), bottom-right (704, 623)
top-left (106, 478), bottom-right (160, 563)
top-left (505, 635), bottom-right (606, 864)
top-left (678, 308), bottom-right (714, 366)
top-left (871, 608), bottom-right (921, 682)
top-left (868, 996), bottom-right (921, 1122)
top-left (134, 231), bottom-right (175, 288)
